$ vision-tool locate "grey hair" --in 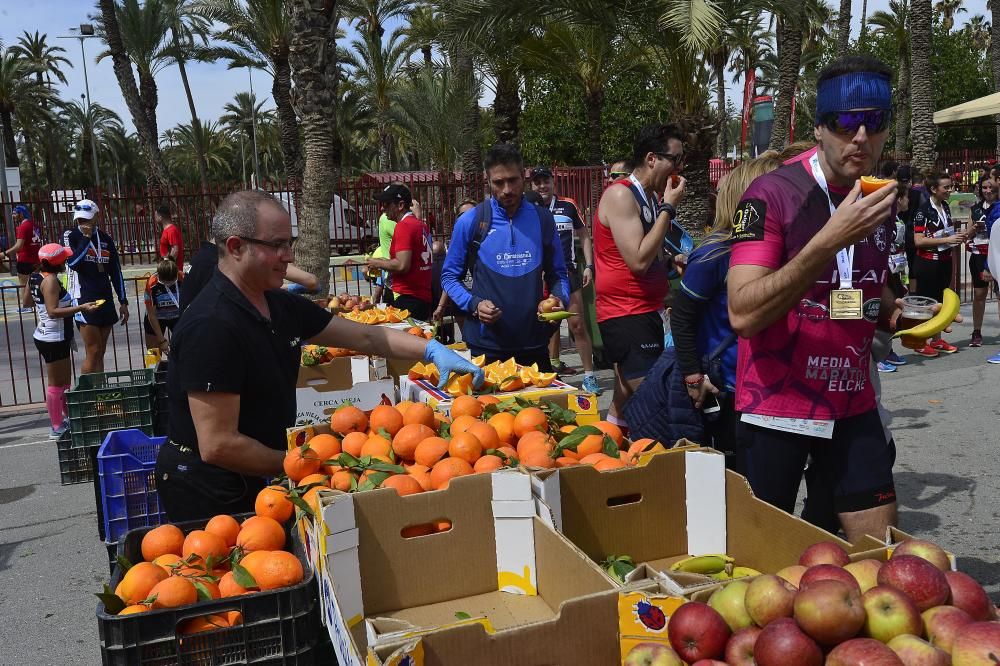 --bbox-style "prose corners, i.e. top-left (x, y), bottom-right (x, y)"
top-left (211, 190), bottom-right (284, 250)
